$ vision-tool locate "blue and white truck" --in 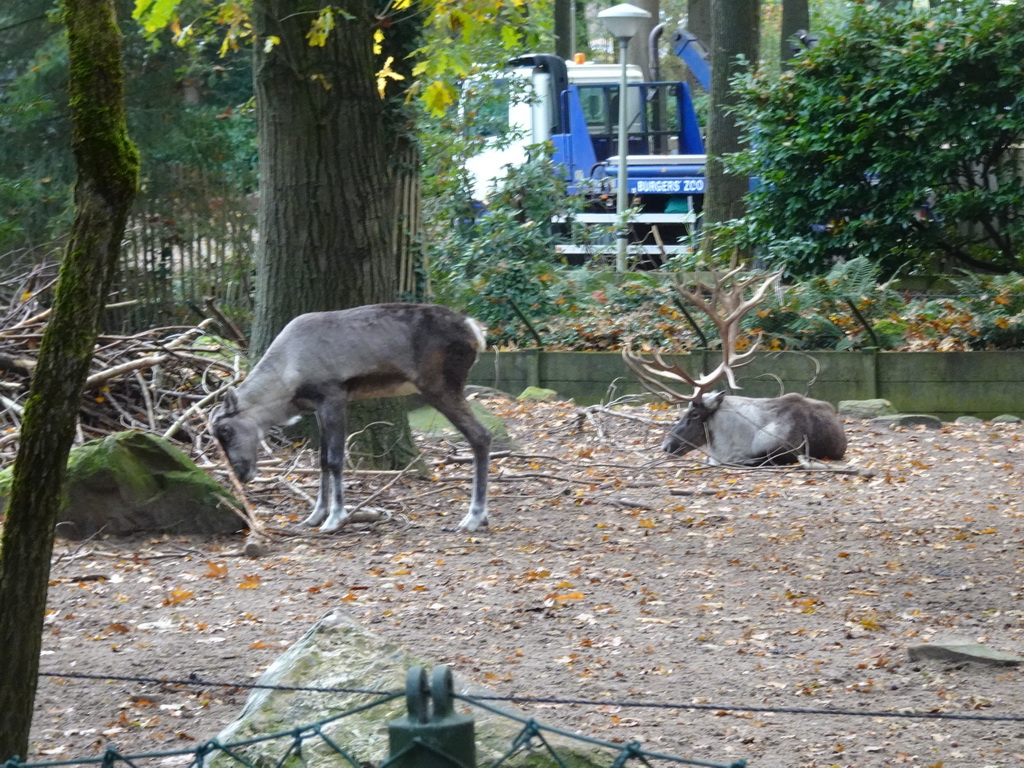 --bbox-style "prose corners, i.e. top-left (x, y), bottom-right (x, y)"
top-left (465, 31), bottom-right (711, 266)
